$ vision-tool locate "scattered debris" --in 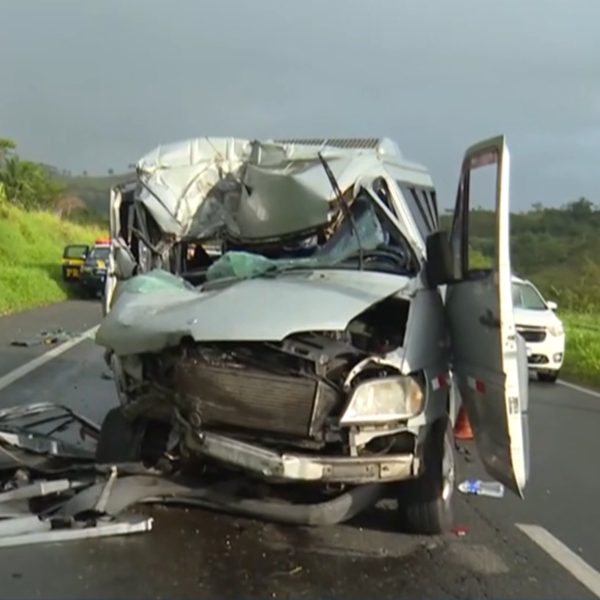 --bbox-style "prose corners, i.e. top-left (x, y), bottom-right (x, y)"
top-left (0, 402), bottom-right (100, 465)
top-left (455, 444), bottom-right (474, 463)
top-left (457, 479), bottom-right (504, 498)
top-left (0, 514), bottom-right (153, 549)
top-left (450, 525), bottom-right (468, 537)
top-left (288, 566), bottom-right (303, 575)
top-left (0, 403), bottom-right (131, 547)
top-left (0, 401), bottom-right (382, 549)
top-left (10, 329), bottom-right (75, 348)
